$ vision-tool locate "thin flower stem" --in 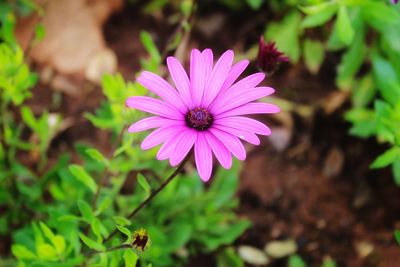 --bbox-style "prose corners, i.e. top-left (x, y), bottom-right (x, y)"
top-left (103, 155), bottom-right (190, 244)
top-left (85, 244), bottom-right (132, 257)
